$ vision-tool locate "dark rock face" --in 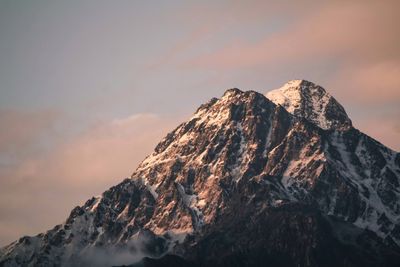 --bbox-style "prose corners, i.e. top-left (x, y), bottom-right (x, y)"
top-left (1, 81), bottom-right (399, 267)
top-left (182, 203), bottom-right (400, 267)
